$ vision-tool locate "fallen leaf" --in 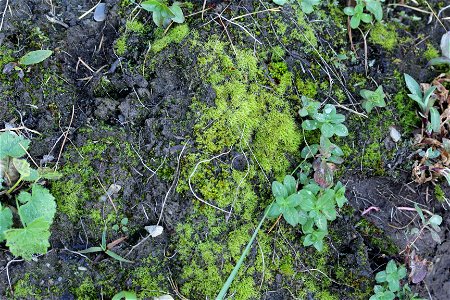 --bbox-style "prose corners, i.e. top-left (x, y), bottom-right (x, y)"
top-left (145, 225), bottom-right (164, 237)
